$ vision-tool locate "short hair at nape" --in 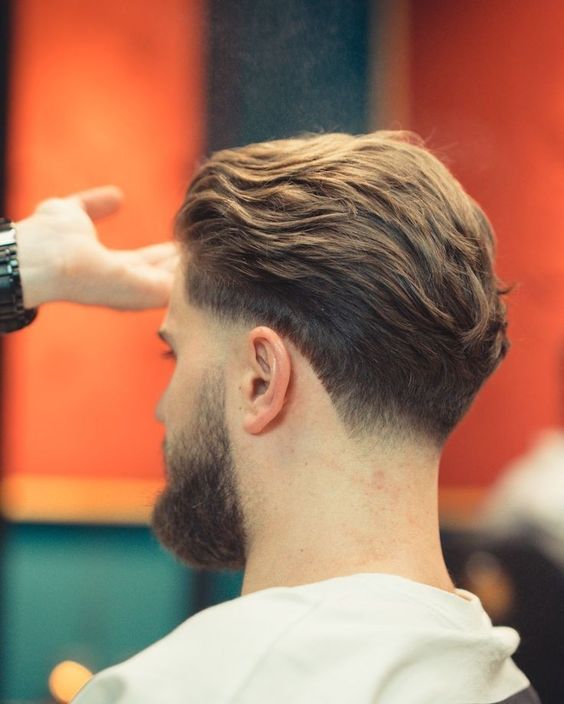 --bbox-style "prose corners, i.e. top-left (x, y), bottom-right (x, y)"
top-left (176, 131), bottom-right (509, 445)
